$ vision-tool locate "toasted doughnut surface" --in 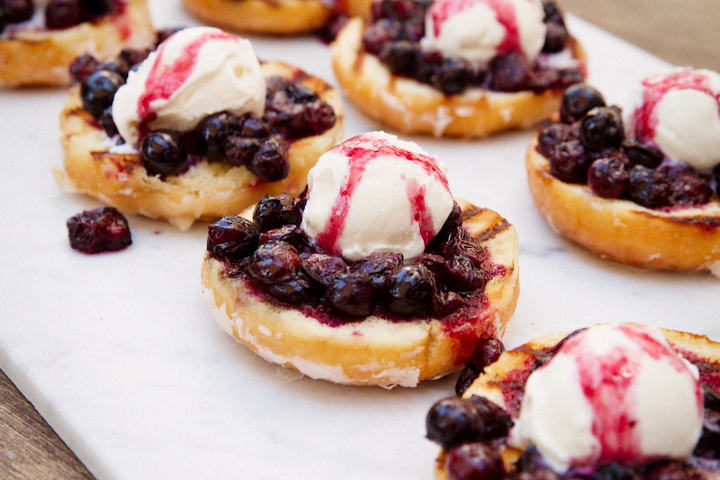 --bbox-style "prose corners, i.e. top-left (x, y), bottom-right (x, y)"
top-left (181, 0), bottom-right (332, 35)
top-left (526, 134), bottom-right (720, 272)
top-left (434, 324), bottom-right (720, 479)
top-left (330, 17), bottom-right (586, 138)
top-left (57, 61), bottom-right (345, 230)
top-left (201, 199), bottom-right (520, 387)
top-left (0, 0), bottom-right (154, 88)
